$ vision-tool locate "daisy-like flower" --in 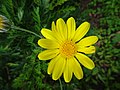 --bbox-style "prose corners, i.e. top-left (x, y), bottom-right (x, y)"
top-left (38, 17), bottom-right (98, 83)
top-left (0, 15), bottom-right (10, 32)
